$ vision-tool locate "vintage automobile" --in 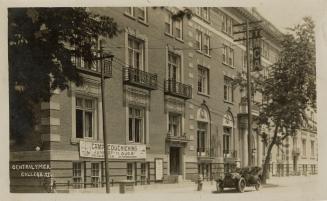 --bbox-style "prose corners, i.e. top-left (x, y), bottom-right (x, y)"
top-left (215, 166), bottom-right (262, 193)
